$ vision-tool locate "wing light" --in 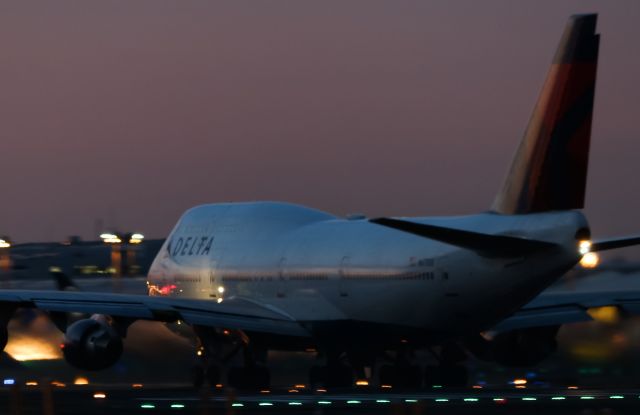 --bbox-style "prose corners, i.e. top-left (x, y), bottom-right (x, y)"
top-left (578, 240), bottom-right (592, 255)
top-left (580, 252), bottom-right (599, 268)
